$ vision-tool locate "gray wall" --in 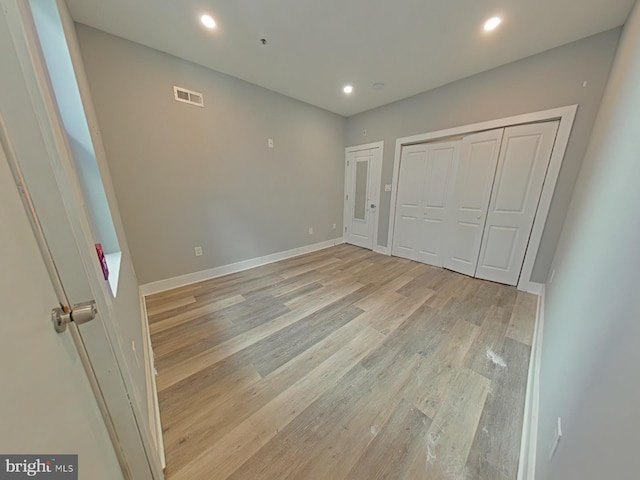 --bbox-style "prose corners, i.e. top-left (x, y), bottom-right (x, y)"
top-left (536, 2), bottom-right (640, 478)
top-left (76, 25), bottom-right (346, 285)
top-left (346, 29), bottom-right (620, 282)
